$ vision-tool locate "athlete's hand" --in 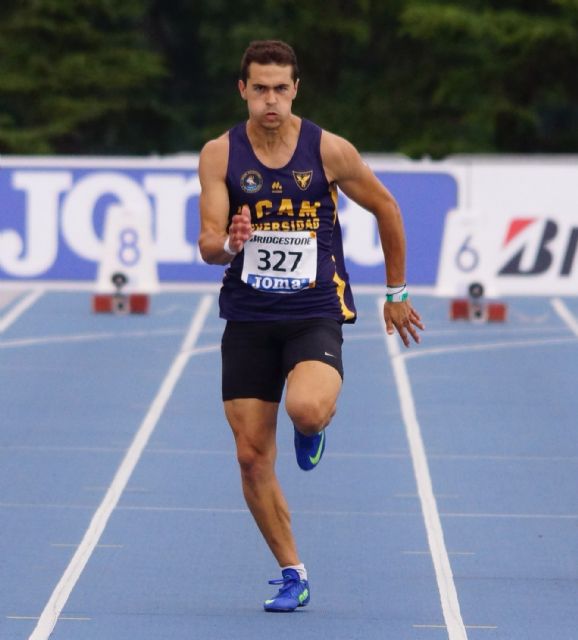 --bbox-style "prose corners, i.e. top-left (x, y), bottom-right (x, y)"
top-left (384, 300), bottom-right (425, 347)
top-left (228, 205), bottom-right (252, 253)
